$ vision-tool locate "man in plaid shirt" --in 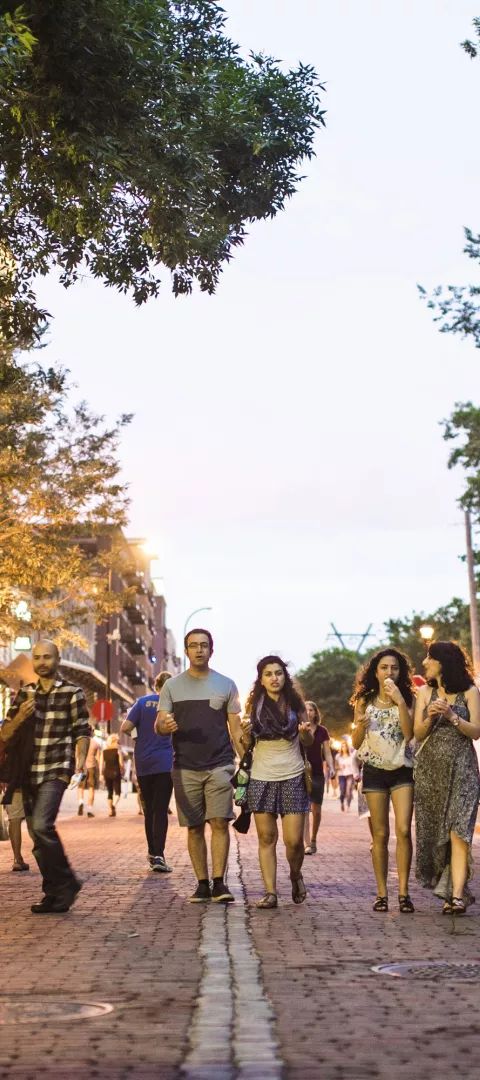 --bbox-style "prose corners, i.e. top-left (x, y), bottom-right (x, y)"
top-left (1, 640), bottom-right (91, 913)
